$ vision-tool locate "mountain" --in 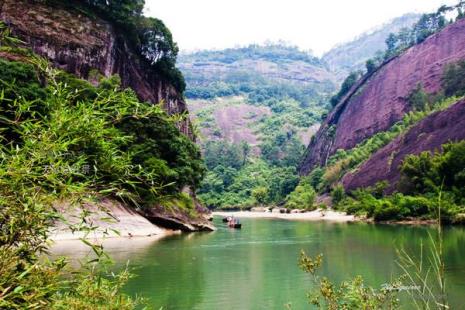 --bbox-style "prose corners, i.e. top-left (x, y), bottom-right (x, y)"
top-left (179, 44), bottom-right (336, 99)
top-left (298, 13), bottom-right (465, 222)
top-left (179, 44), bottom-right (335, 148)
top-left (323, 13), bottom-right (420, 79)
top-left (0, 0), bottom-right (213, 231)
top-left (178, 44), bottom-right (334, 208)
top-left (300, 17), bottom-right (465, 175)
top-left (177, 15), bottom-right (429, 210)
